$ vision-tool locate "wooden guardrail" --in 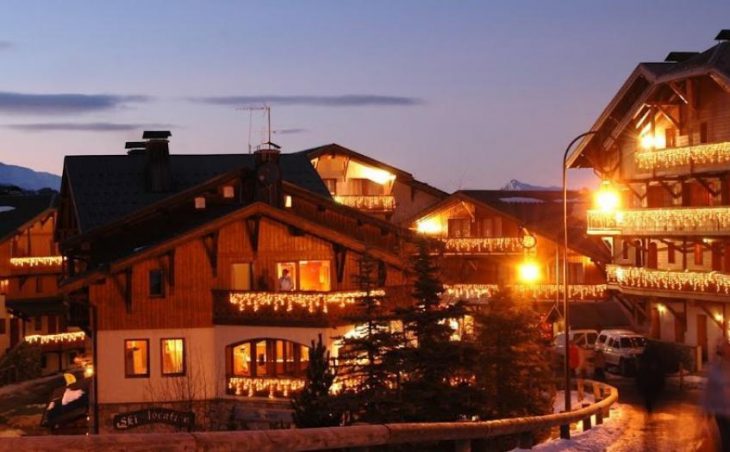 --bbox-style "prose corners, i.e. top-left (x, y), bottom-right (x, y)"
top-left (0, 380), bottom-right (618, 452)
